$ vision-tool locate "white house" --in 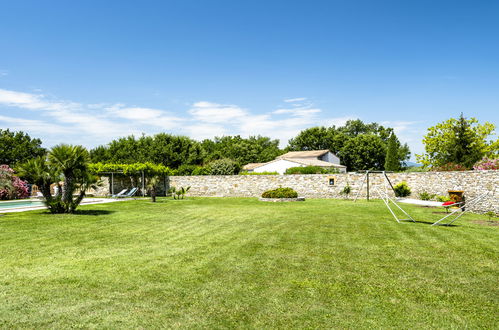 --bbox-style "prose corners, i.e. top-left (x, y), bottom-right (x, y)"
top-left (243, 150), bottom-right (347, 174)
